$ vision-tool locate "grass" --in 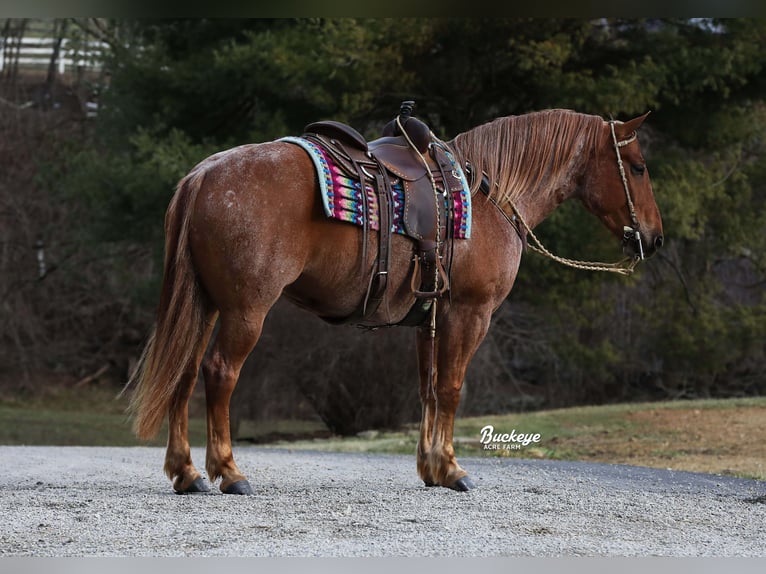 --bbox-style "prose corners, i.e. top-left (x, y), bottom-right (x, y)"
top-left (268, 397), bottom-right (766, 480)
top-left (0, 384), bottom-right (322, 447)
top-left (1, 384), bottom-right (764, 480)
